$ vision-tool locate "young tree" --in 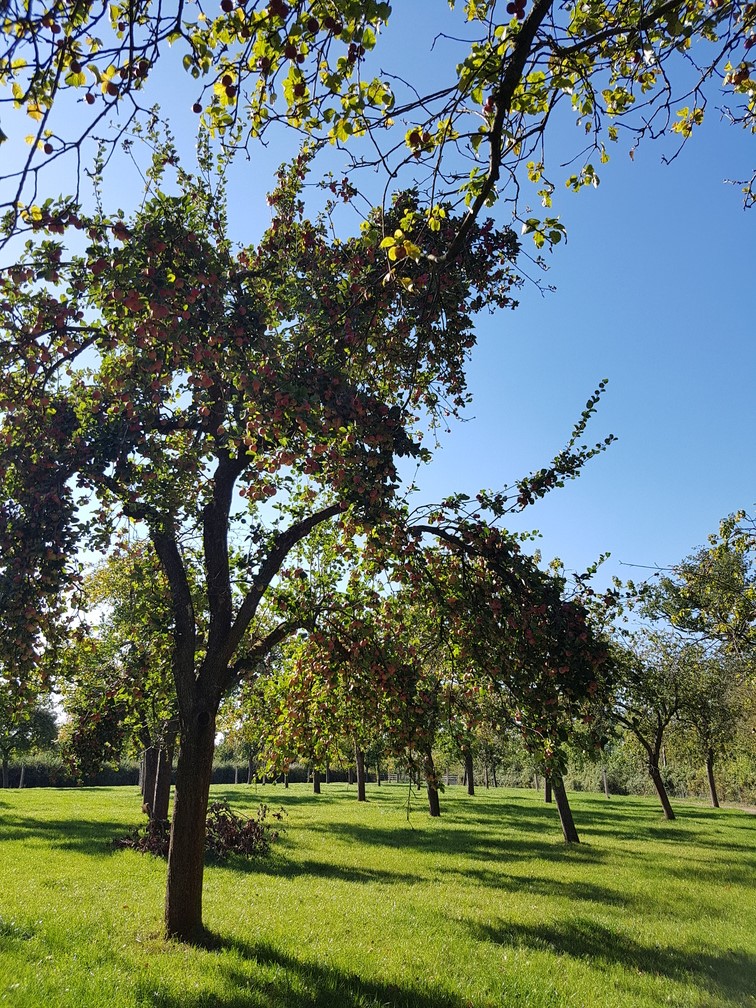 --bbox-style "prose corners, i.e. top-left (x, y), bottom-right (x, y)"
top-left (611, 632), bottom-right (698, 820)
top-left (674, 648), bottom-right (751, 807)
